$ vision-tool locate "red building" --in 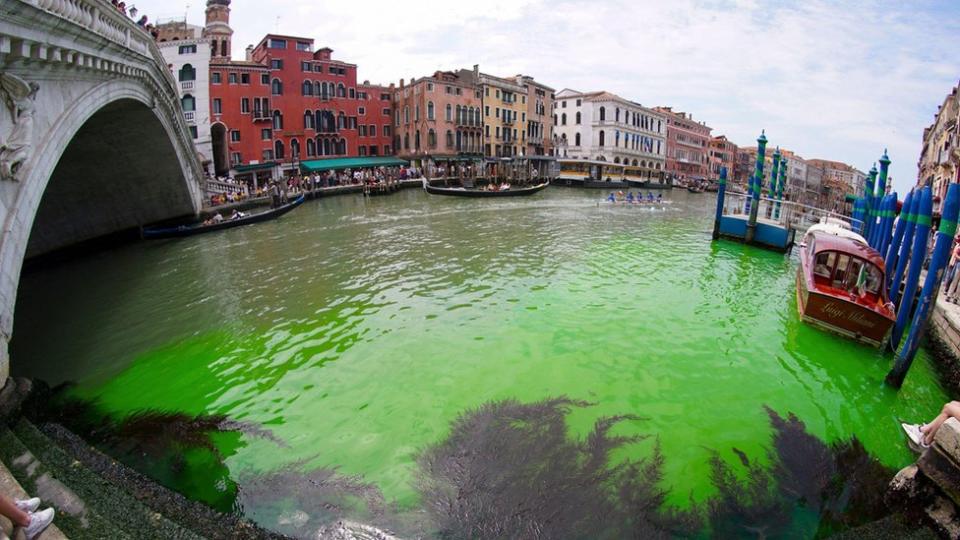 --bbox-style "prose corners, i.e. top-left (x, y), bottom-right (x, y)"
top-left (205, 0), bottom-right (392, 183)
